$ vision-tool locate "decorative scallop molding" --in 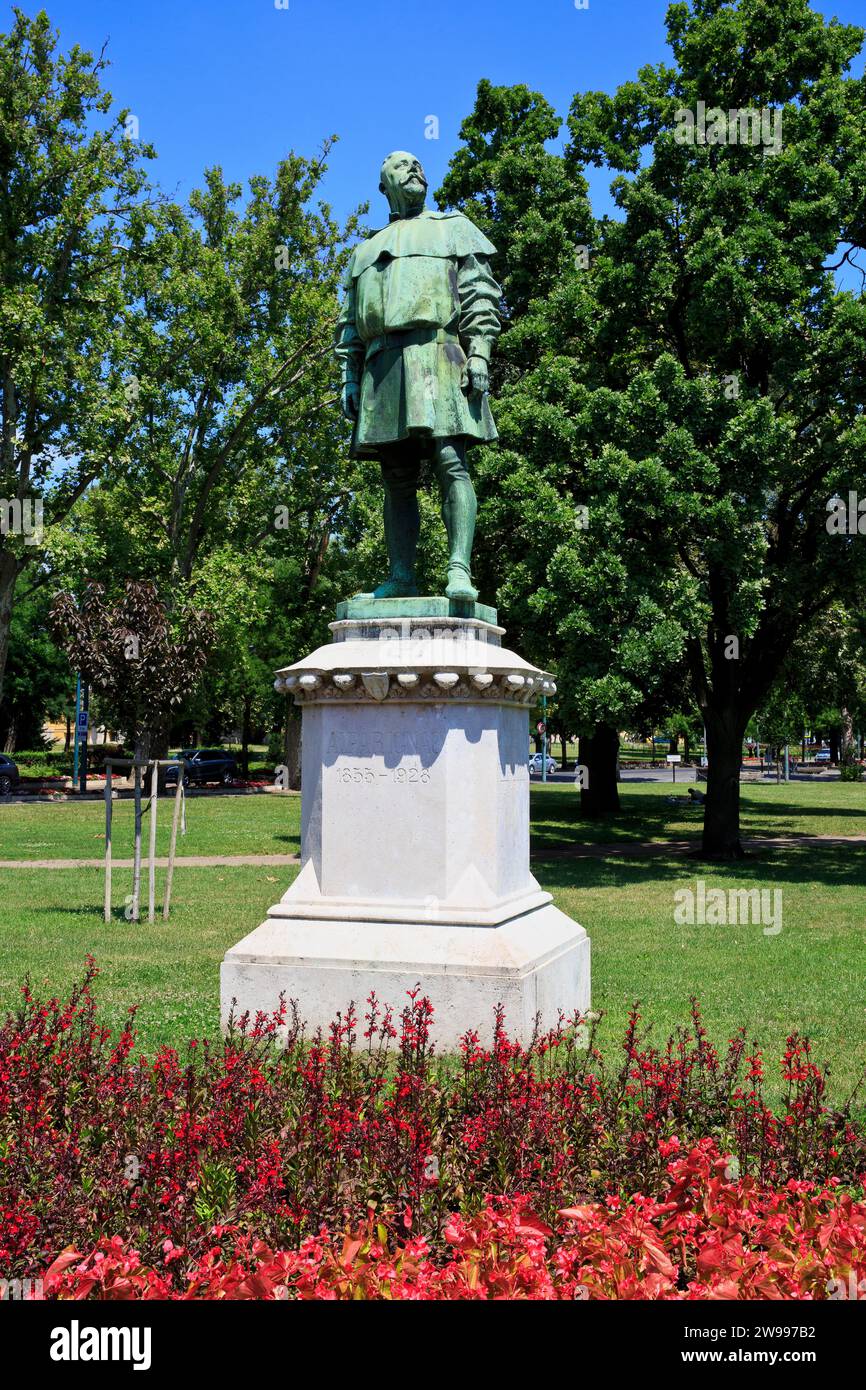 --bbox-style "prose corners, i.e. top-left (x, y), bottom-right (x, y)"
top-left (277, 668), bottom-right (548, 707)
